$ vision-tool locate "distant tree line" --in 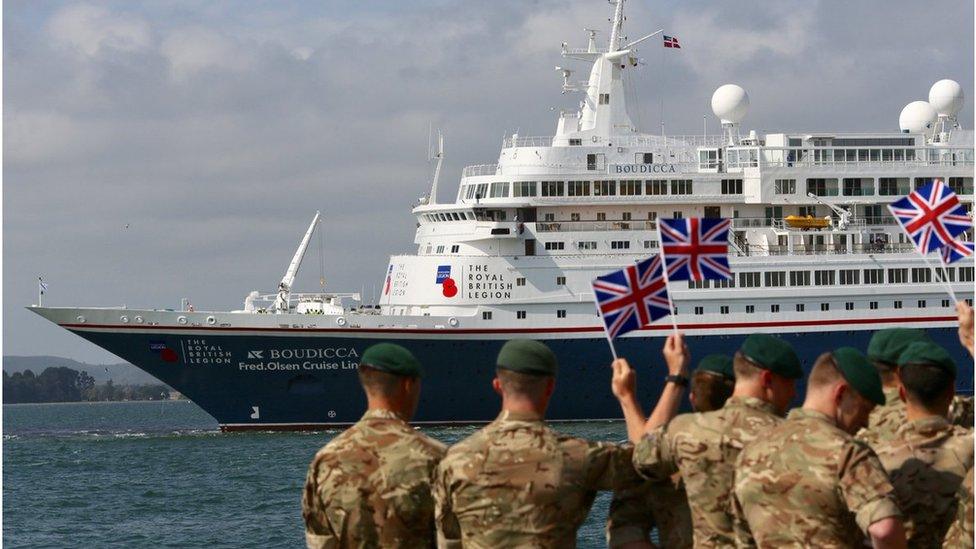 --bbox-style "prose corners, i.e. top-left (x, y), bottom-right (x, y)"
top-left (3, 367), bottom-right (171, 404)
